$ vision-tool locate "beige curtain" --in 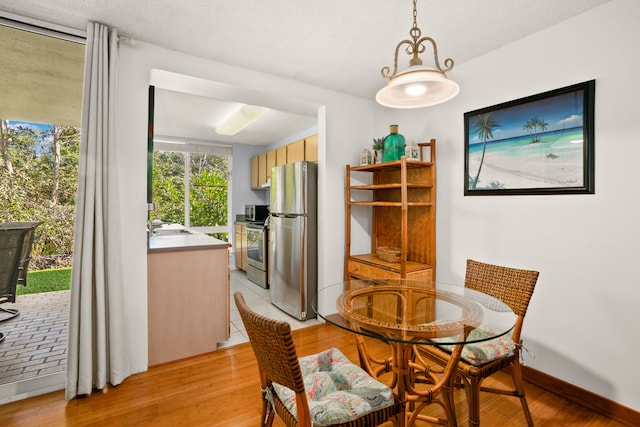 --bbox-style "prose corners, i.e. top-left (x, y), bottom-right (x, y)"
top-left (66, 21), bottom-right (130, 400)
